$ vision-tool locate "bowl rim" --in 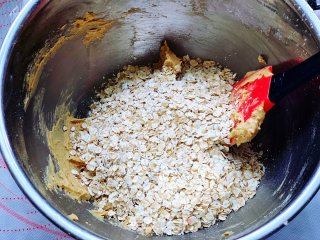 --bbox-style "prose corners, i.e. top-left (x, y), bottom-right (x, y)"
top-left (1, 0), bottom-right (320, 239)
